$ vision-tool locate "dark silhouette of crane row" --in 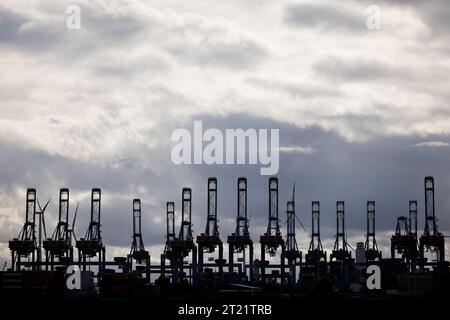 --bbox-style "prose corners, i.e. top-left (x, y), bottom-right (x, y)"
top-left (2, 176), bottom-right (449, 298)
